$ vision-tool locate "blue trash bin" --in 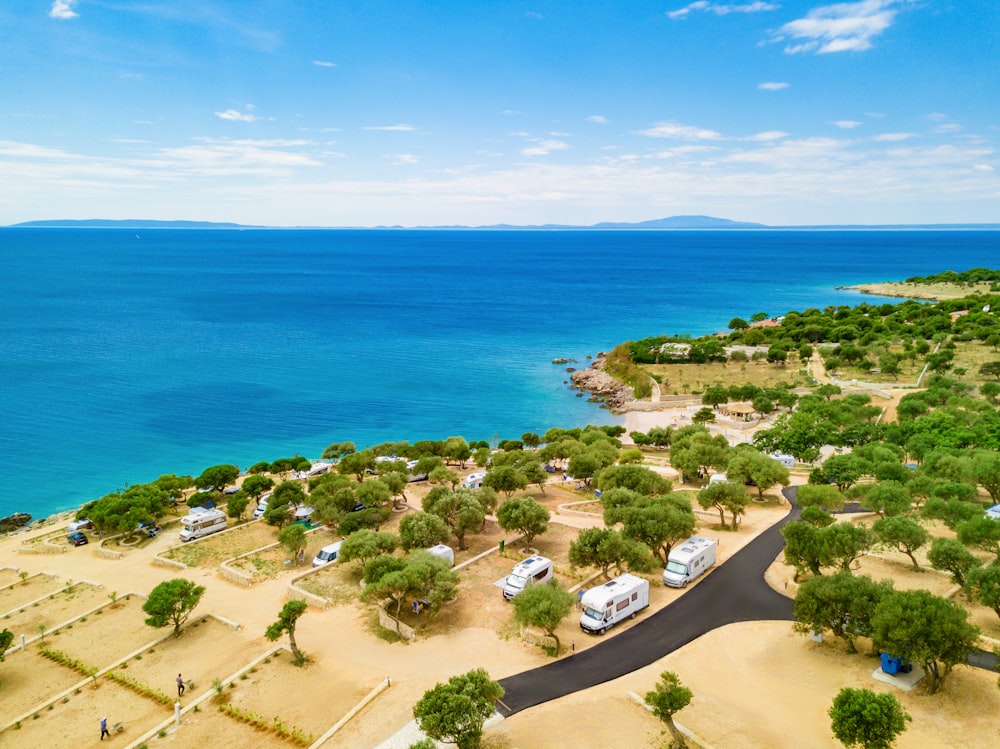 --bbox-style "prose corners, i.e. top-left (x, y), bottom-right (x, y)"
top-left (880, 653), bottom-right (901, 675)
